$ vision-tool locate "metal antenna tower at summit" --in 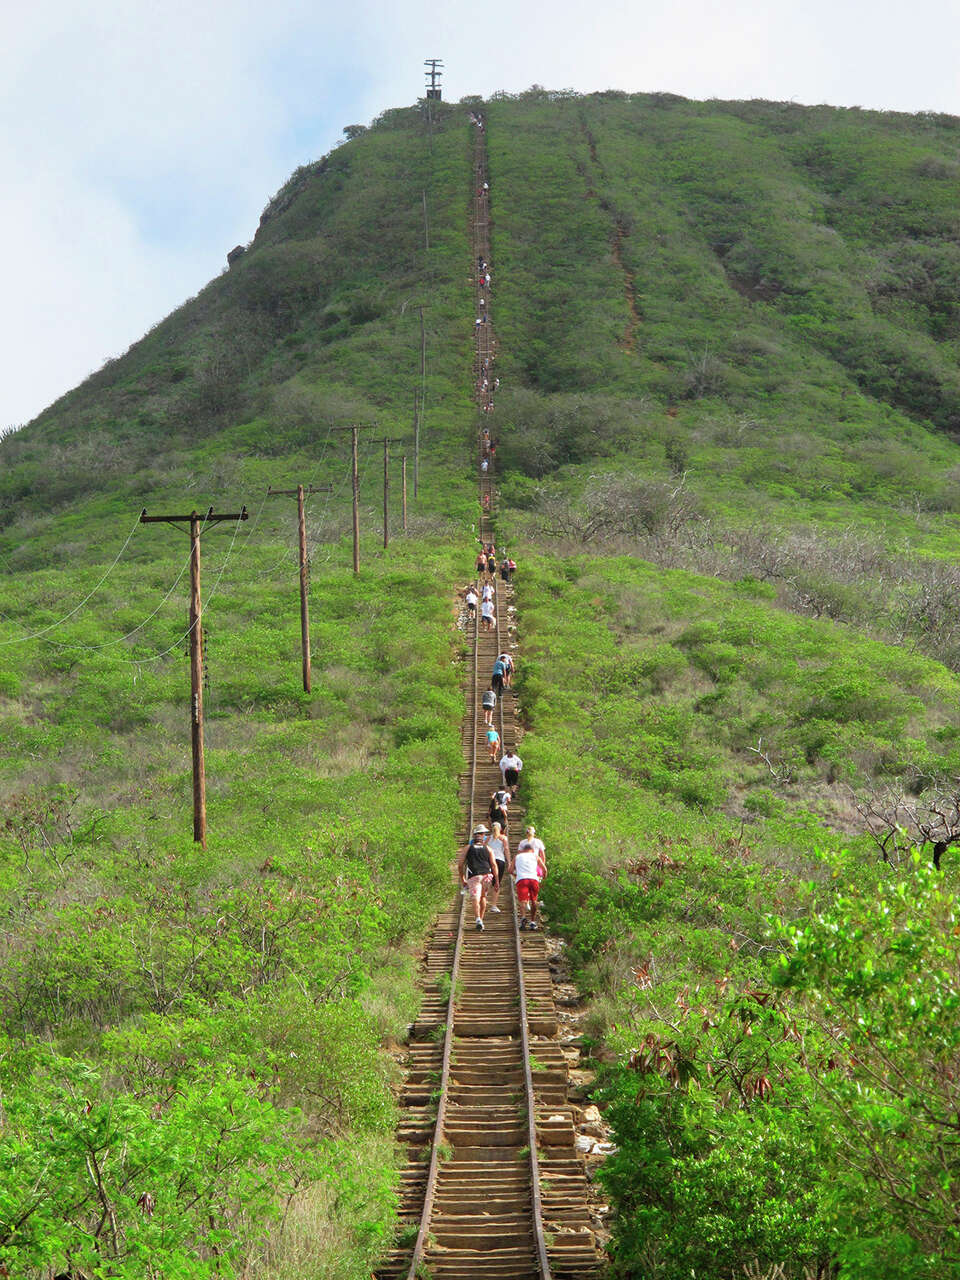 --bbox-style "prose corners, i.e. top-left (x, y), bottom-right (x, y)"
top-left (424, 58), bottom-right (443, 100)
